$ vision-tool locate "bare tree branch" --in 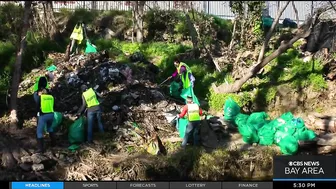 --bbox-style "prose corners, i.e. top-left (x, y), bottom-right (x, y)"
top-left (292, 1), bottom-right (300, 28)
top-left (255, 1), bottom-right (290, 67)
top-left (212, 1), bottom-right (293, 94)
